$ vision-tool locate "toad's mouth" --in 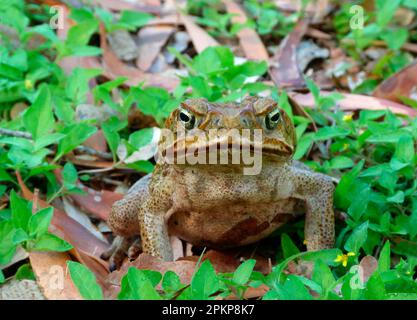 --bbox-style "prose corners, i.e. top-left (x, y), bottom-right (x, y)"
top-left (159, 136), bottom-right (293, 162)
